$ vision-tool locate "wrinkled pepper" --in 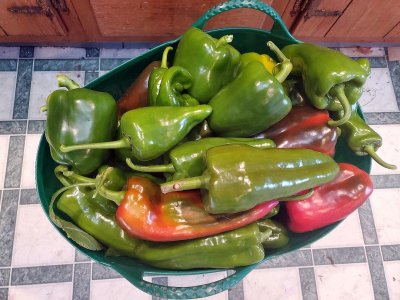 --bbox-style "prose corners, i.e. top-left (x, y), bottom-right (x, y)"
top-left (99, 176), bottom-right (279, 241)
top-left (258, 219), bottom-right (289, 249)
top-left (285, 163), bottom-right (373, 233)
top-left (282, 43), bottom-right (371, 126)
top-left (126, 137), bottom-right (275, 180)
top-left (255, 104), bottom-right (338, 156)
top-left (161, 145), bottom-right (340, 214)
top-left (208, 42), bottom-right (292, 137)
top-left (43, 74), bottom-right (117, 175)
top-left (117, 60), bottom-right (161, 117)
top-left (332, 105), bottom-right (396, 169)
top-left (173, 27), bottom-right (241, 103)
top-left (149, 46), bottom-right (198, 107)
top-left (60, 105), bottom-right (212, 161)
